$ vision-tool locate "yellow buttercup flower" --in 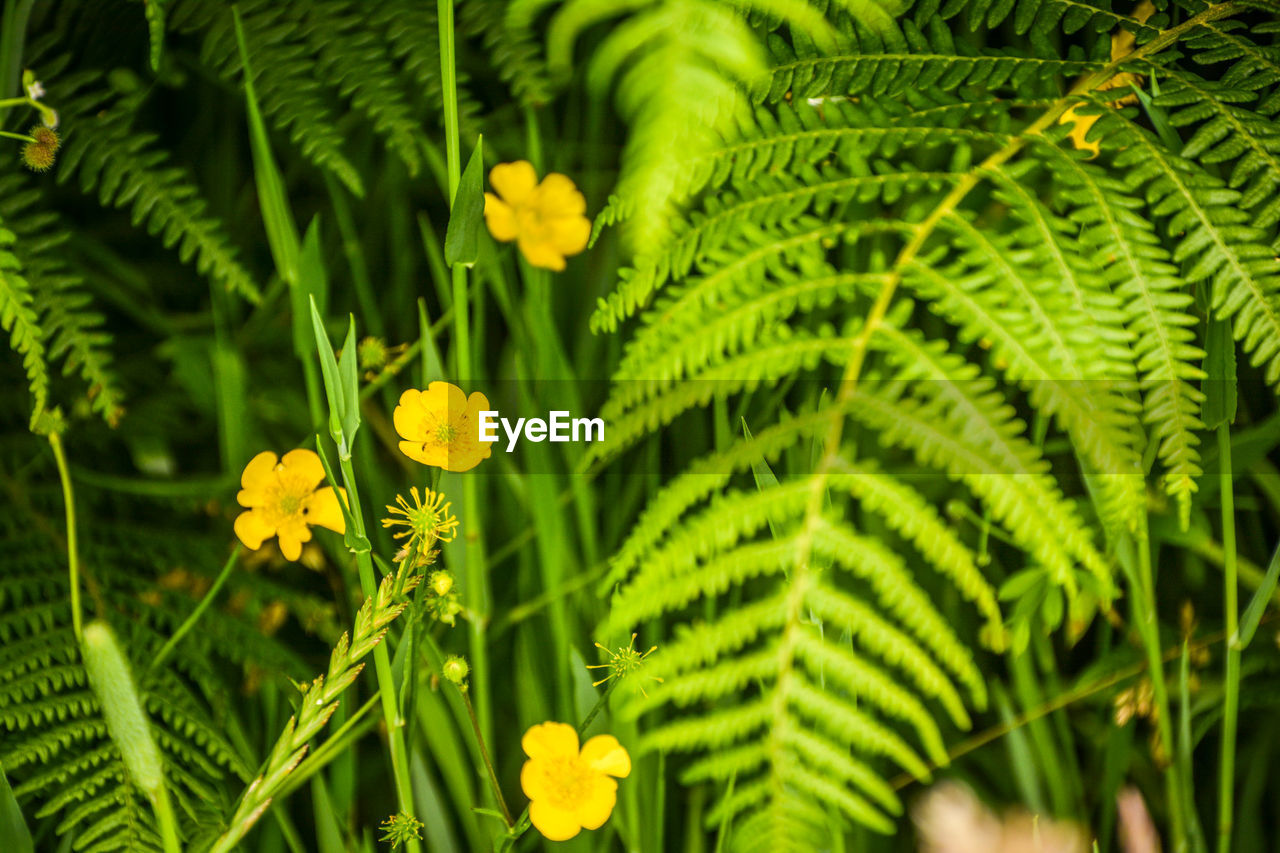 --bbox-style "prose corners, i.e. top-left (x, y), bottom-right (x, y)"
top-left (393, 381), bottom-right (492, 472)
top-left (483, 161), bottom-right (590, 271)
top-left (233, 450), bottom-right (346, 561)
top-left (520, 721), bottom-right (631, 841)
